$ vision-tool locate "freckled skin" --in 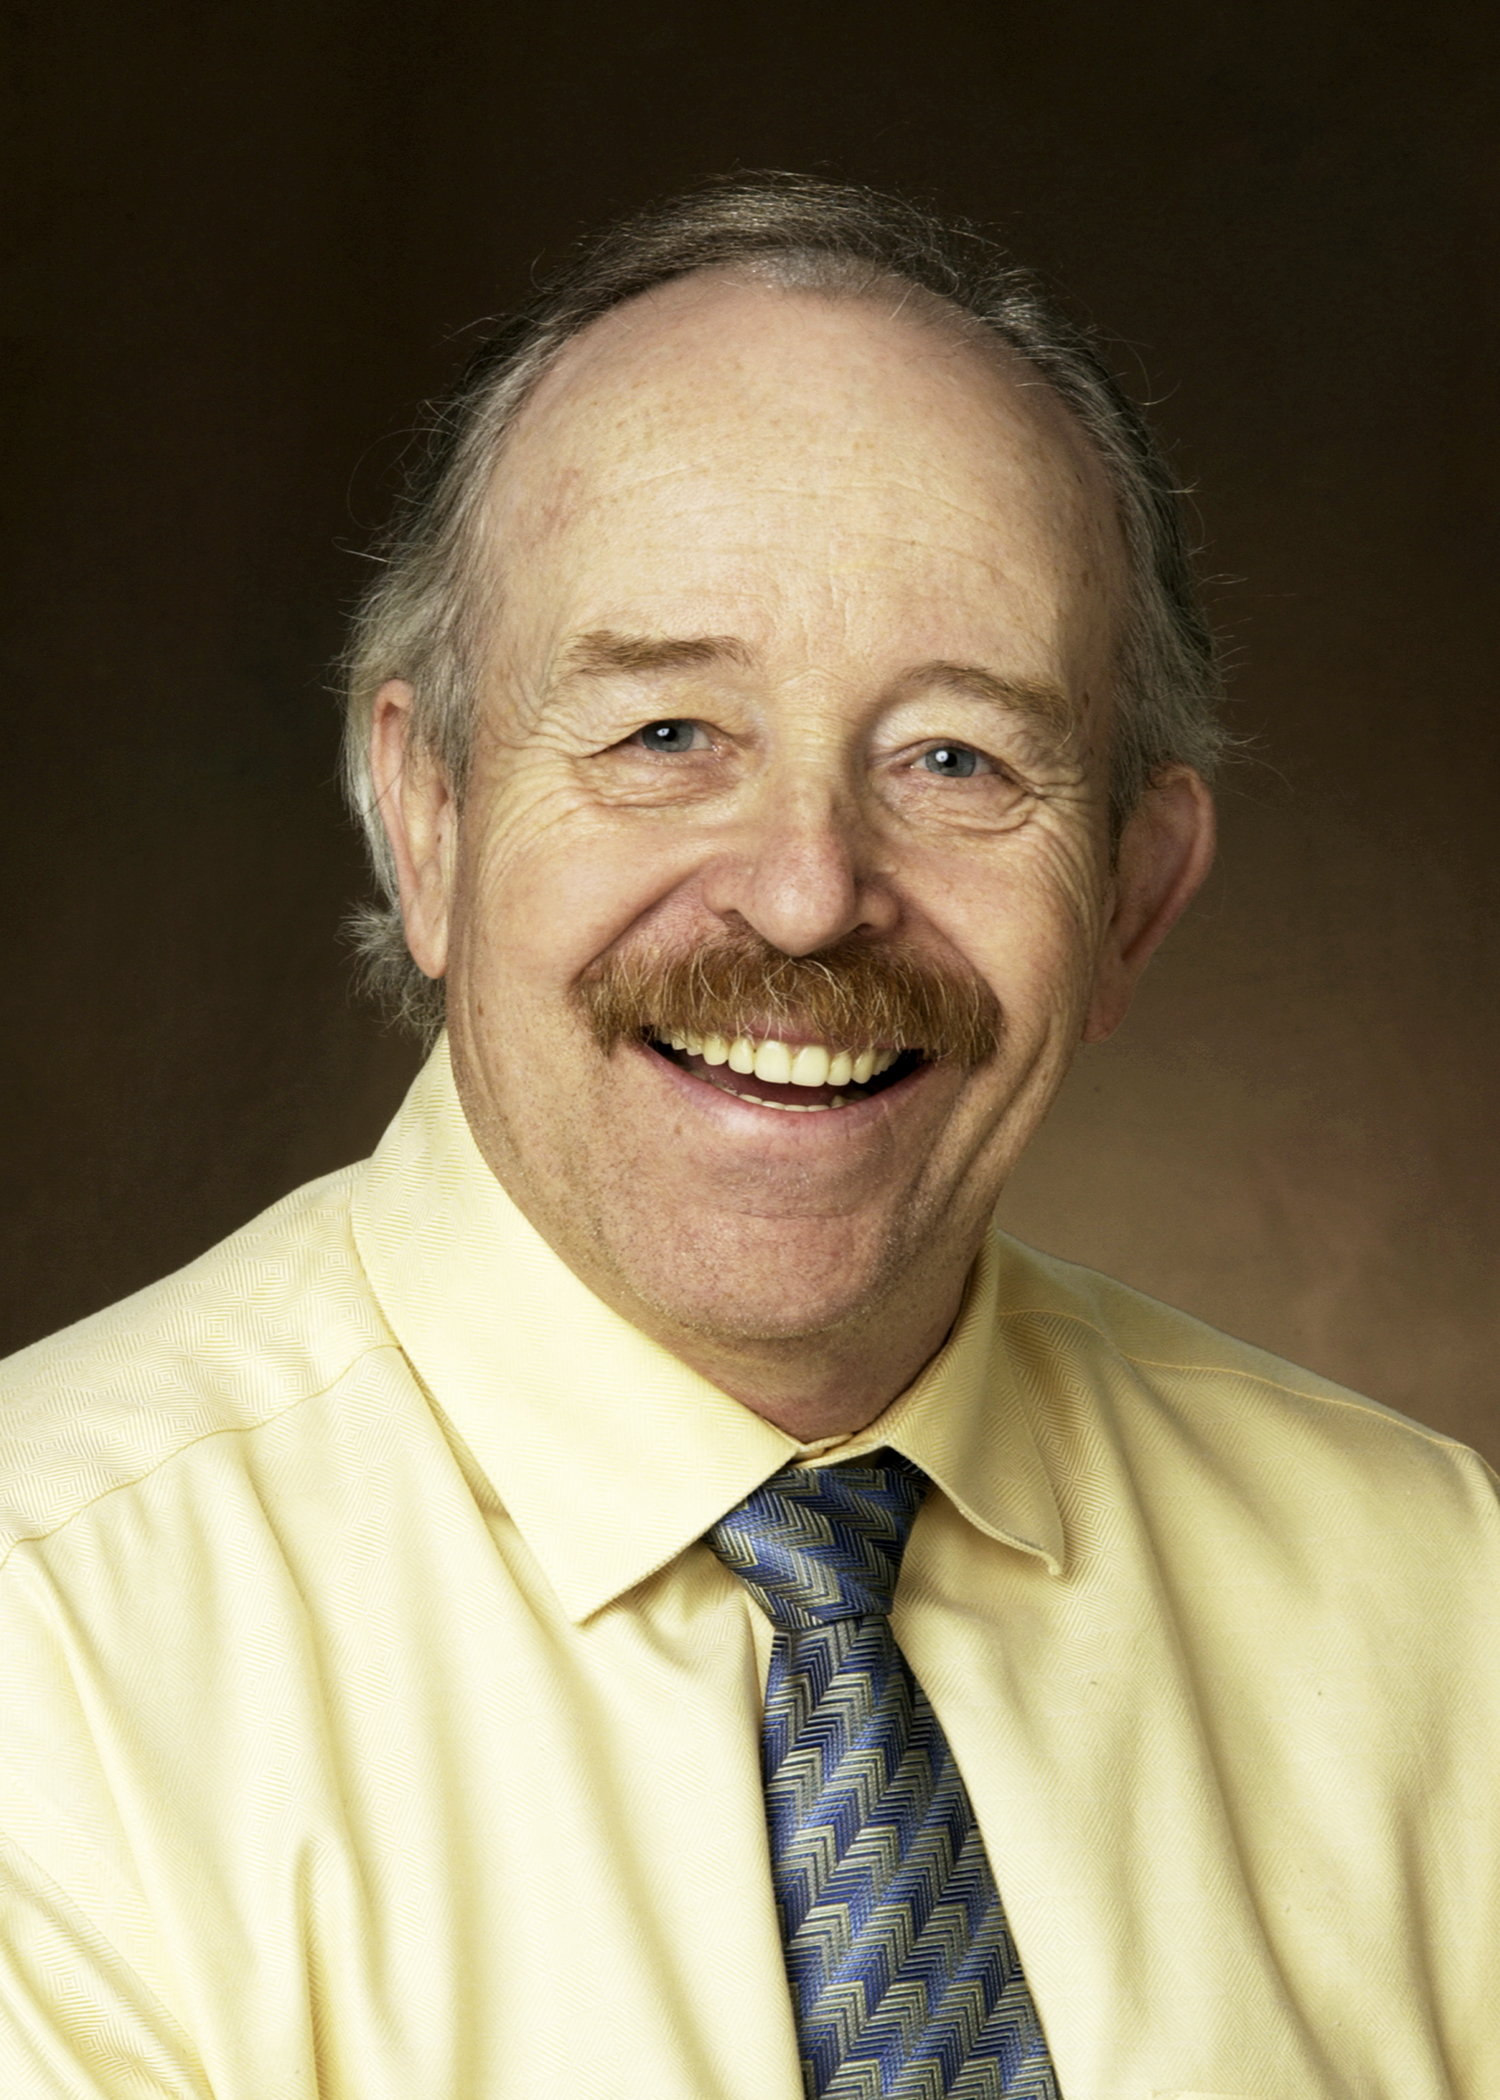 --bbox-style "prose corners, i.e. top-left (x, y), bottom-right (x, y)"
top-left (373, 276), bottom-right (1215, 1436)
